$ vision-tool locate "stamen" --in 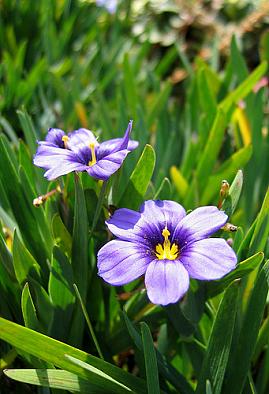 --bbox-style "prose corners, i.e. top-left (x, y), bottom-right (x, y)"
top-left (62, 135), bottom-right (69, 148)
top-left (88, 143), bottom-right (97, 167)
top-left (155, 226), bottom-right (179, 260)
